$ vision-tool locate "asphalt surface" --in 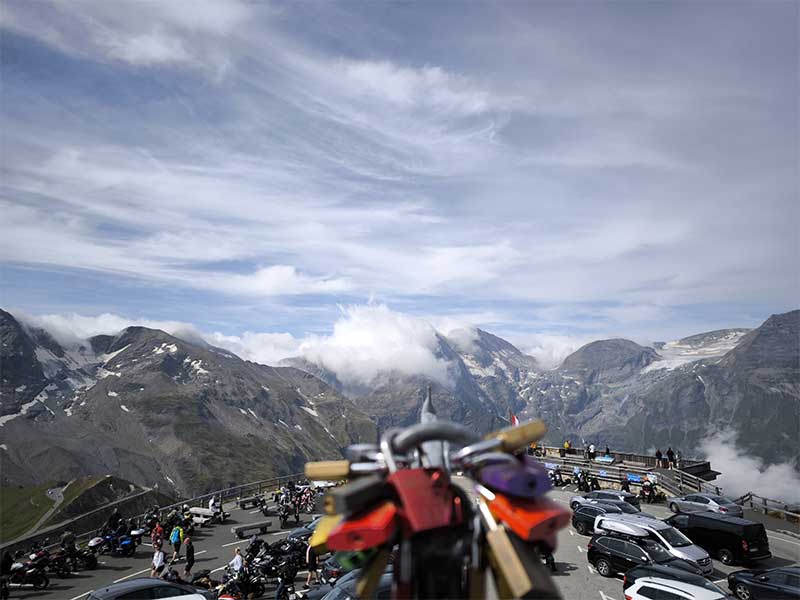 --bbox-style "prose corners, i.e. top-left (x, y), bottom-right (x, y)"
top-left (7, 487), bottom-right (799, 600)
